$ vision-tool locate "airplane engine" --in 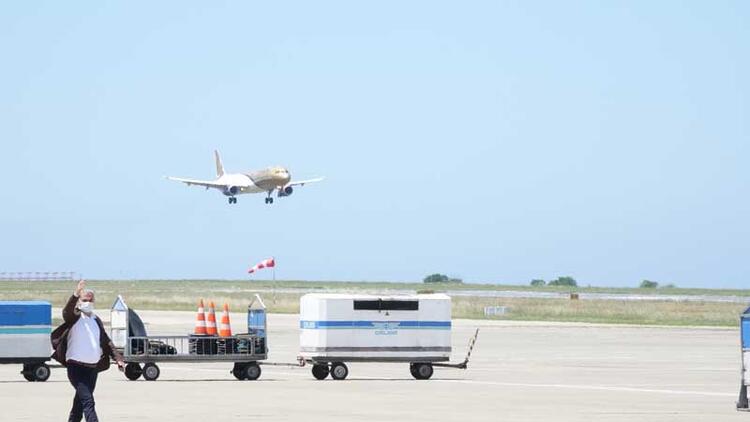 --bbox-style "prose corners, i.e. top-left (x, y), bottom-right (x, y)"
top-left (224, 186), bottom-right (239, 196)
top-left (277, 186), bottom-right (293, 197)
